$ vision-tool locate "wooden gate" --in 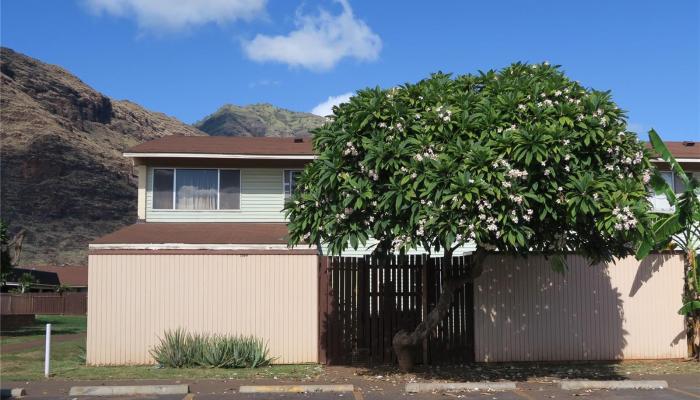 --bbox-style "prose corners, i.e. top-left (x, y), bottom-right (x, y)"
top-left (319, 255), bottom-right (474, 365)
